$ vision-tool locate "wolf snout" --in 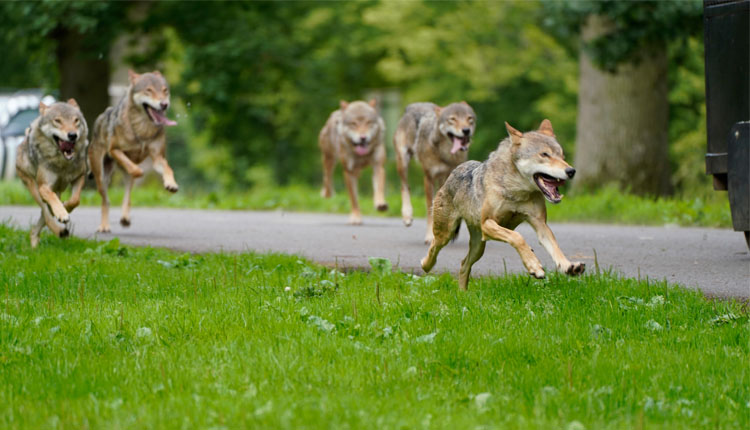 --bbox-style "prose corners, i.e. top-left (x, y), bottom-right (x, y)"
top-left (160, 102), bottom-right (169, 110)
top-left (67, 132), bottom-right (78, 141)
top-left (461, 127), bottom-right (471, 137)
top-left (565, 167), bottom-right (576, 179)
top-left (359, 136), bottom-right (368, 144)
